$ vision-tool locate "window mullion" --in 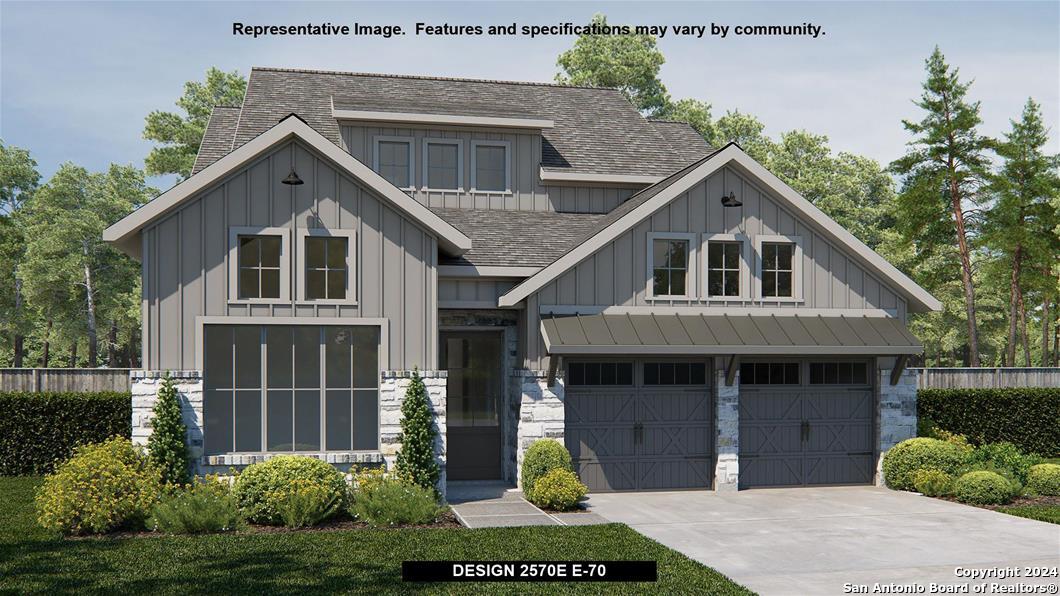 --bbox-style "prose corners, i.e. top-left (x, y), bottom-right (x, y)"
top-left (319, 327), bottom-right (325, 453)
top-left (259, 326), bottom-right (266, 453)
